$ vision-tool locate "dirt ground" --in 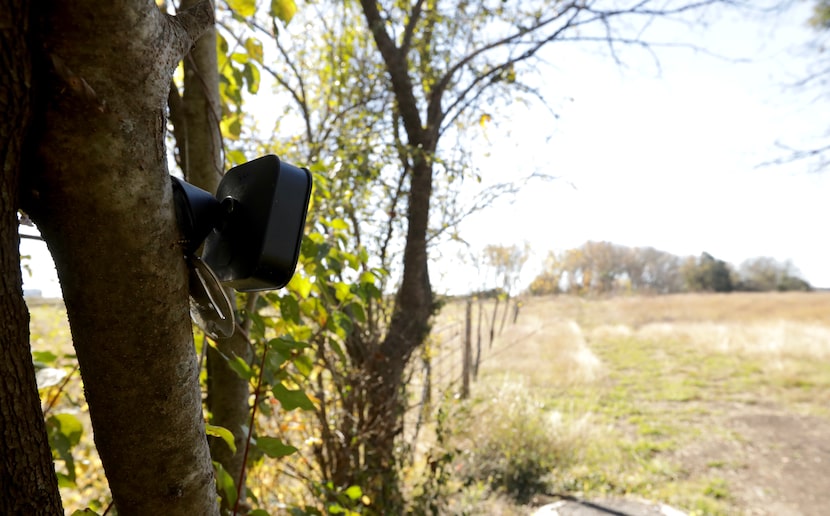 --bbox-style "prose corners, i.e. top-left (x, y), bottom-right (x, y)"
top-left (675, 402), bottom-right (830, 515)
top-left (533, 401), bottom-right (830, 515)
